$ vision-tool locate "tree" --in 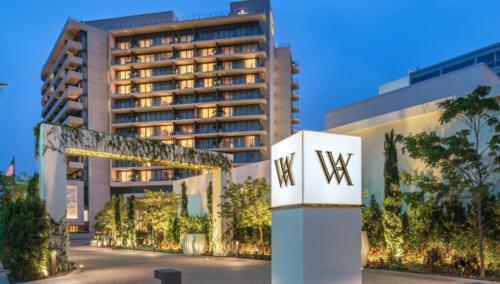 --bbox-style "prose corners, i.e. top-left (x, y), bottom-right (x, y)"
top-left (0, 174), bottom-right (50, 280)
top-left (94, 200), bottom-right (117, 238)
top-left (362, 194), bottom-right (384, 249)
top-left (180, 181), bottom-right (188, 217)
top-left (382, 129), bottom-right (403, 262)
top-left (206, 182), bottom-right (215, 254)
top-left (397, 86), bottom-right (500, 279)
top-left (139, 190), bottom-right (179, 246)
top-left (115, 197), bottom-right (122, 245)
top-left (220, 177), bottom-right (271, 257)
top-left (0, 172), bottom-right (31, 208)
top-left (127, 195), bottom-right (136, 246)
